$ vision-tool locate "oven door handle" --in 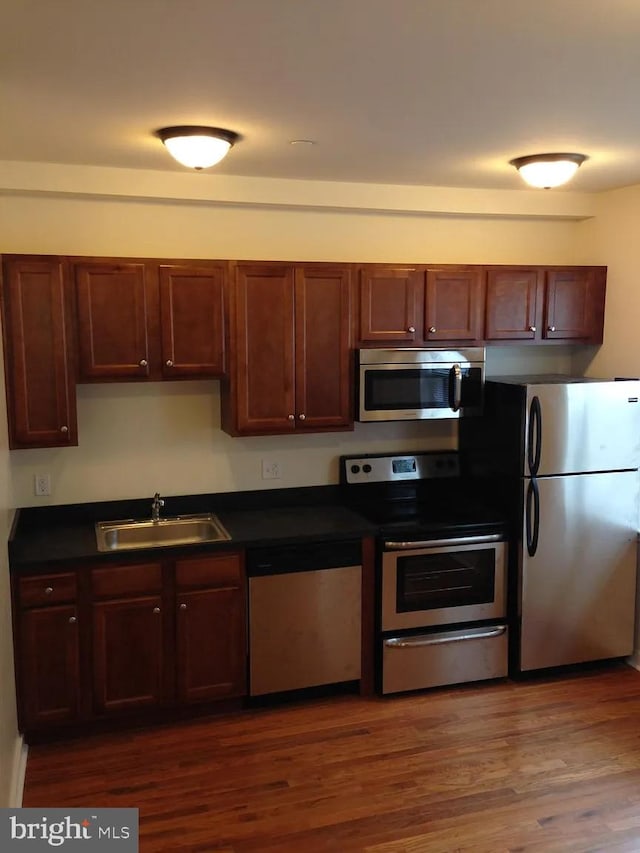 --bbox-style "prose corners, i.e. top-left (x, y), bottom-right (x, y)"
top-left (449, 363), bottom-right (463, 412)
top-left (384, 625), bottom-right (507, 649)
top-left (384, 533), bottom-right (504, 550)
